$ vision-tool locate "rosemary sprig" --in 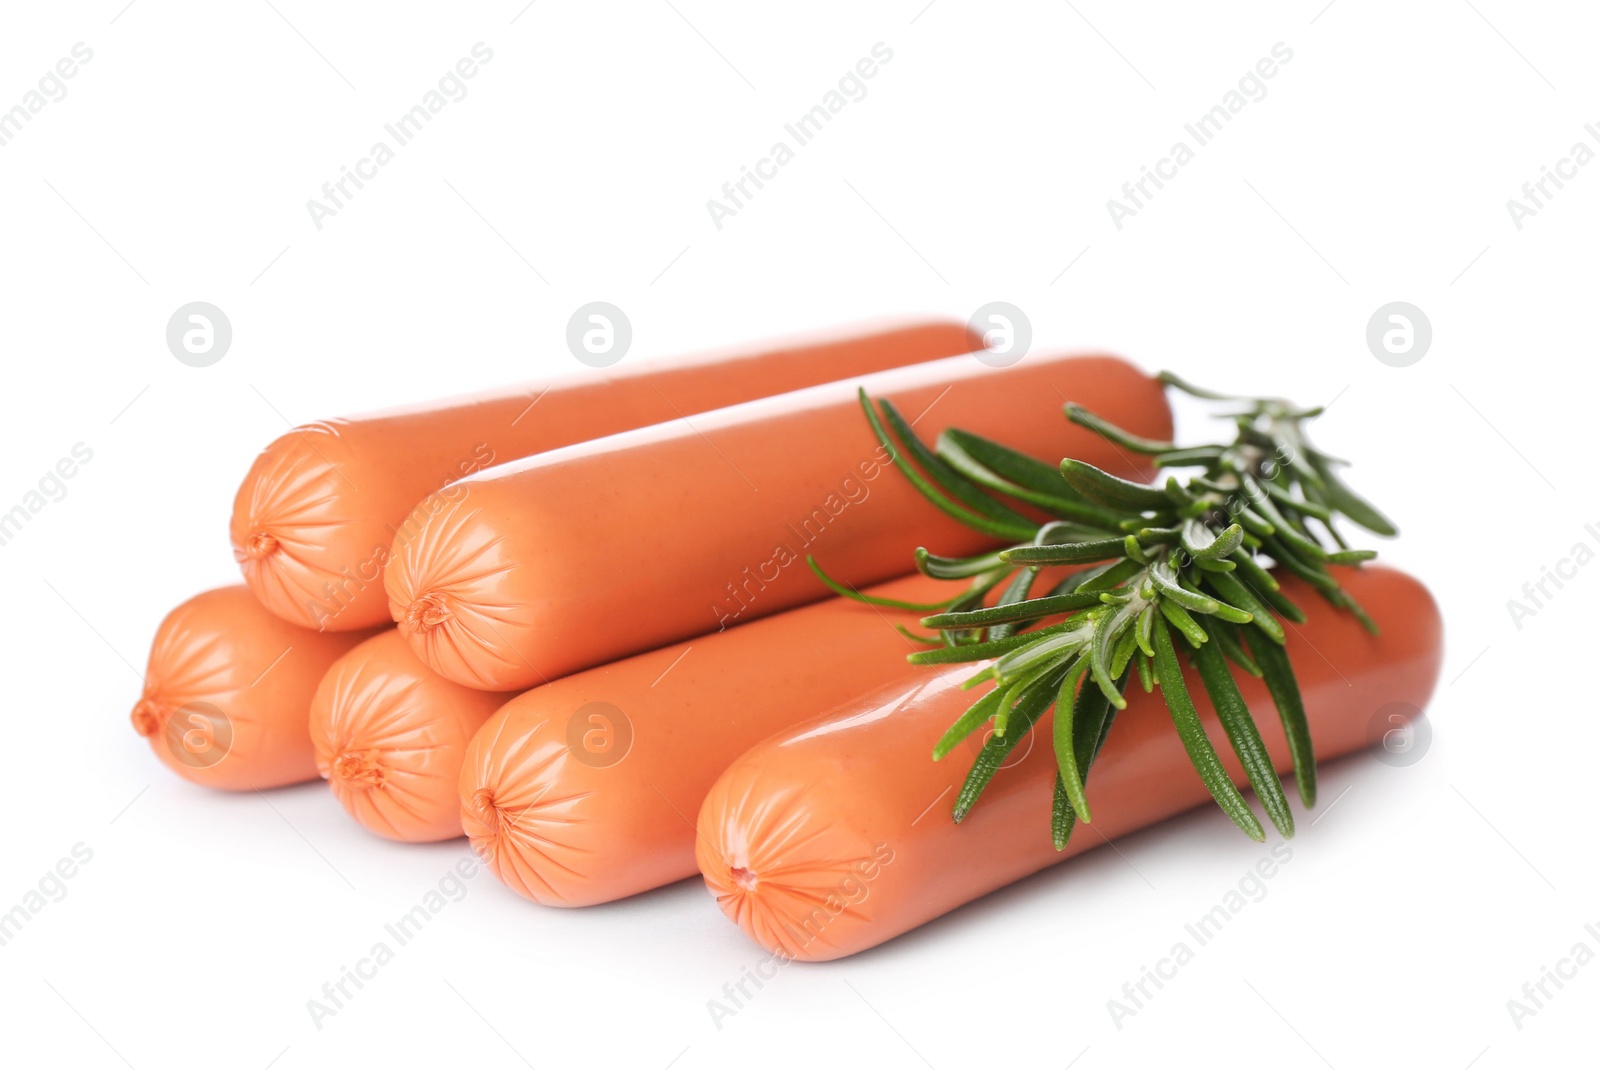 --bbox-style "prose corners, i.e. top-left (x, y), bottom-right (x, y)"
top-left (815, 375), bottom-right (1394, 845)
